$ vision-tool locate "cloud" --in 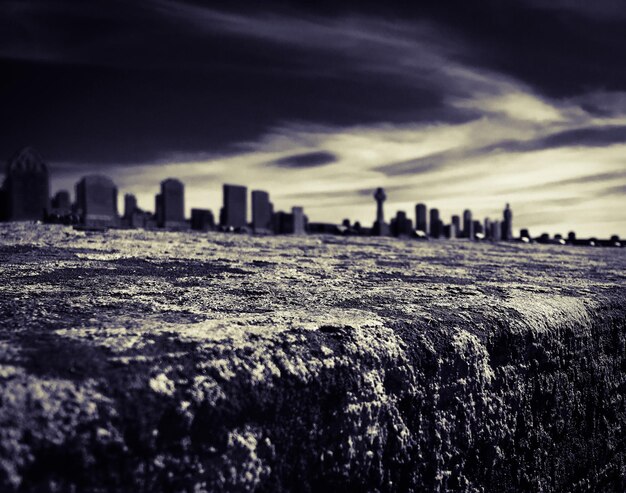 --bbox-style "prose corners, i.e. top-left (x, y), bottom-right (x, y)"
top-left (270, 151), bottom-right (337, 168)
